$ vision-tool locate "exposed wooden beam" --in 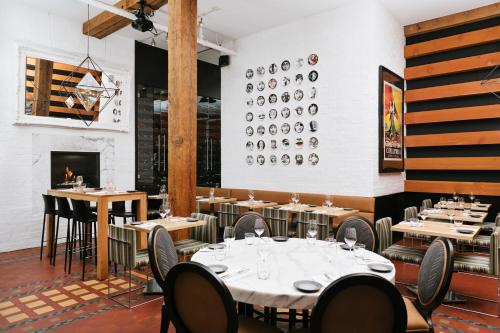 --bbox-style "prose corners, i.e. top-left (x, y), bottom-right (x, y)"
top-left (405, 157), bottom-right (500, 170)
top-left (404, 180), bottom-right (500, 196)
top-left (405, 131), bottom-right (500, 148)
top-left (32, 59), bottom-right (53, 117)
top-left (82, 0), bottom-right (167, 39)
top-left (167, 0), bottom-right (197, 240)
top-left (405, 105), bottom-right (500, 125)
top-left (405, 52), bottom-right (500, 80)
top-left (405, 79), bottom-right (500, 103)
top-left (404, 3), bottom-right (500, 37)
top-left (404, 26), bottom-right (500, 59)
